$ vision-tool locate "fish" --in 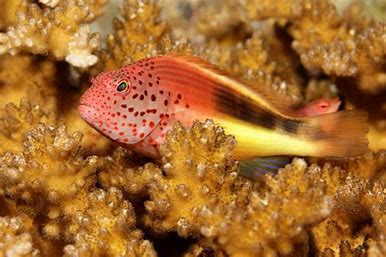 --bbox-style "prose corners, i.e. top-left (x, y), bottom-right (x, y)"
top-left (296, 97), bottom-right (341, 117)
top-left (239, 97), bottom-right (342, 179)
top-left (78, 54), bottom-right (368, 160)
